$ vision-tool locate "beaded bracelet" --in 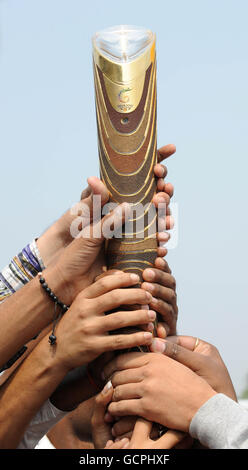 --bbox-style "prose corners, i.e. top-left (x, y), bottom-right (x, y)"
top-left (38, 273), bottom-right (70, 346)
